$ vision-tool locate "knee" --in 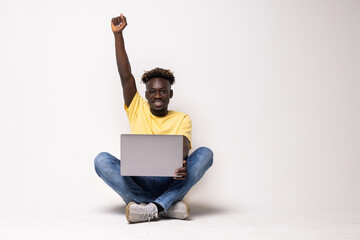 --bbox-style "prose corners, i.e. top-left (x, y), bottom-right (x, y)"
top-left (94, 152), bottom-right (111, 166)
top-left (195, 147), bottom-right (214, 169)
top-left (94, 152), bottom-right (113, 175)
